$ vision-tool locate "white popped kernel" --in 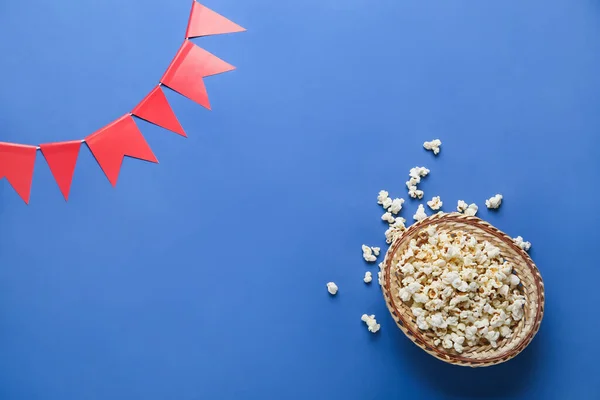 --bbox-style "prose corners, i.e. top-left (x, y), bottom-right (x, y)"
top-left (389, 198), bottom-right (405, 215)
top-left (457, 200), bottom-right (468, 213)
top-left (413, 204), bottom-right (428, 221)
top-left (326, 282), bottom-right (338, 295)
top-left (361, 314), bottom-right (381, 333)
top-left (377, 190), bottom-right (389, 205)
top-left (513, 236), bottom-right (532, 251)
top-left (408, 187), bottom-right (424, 199)
top-left (427, 196), bottom-right (443, 211)
top-left (362, 245), bottom-right (377, 262)
top-left (464, 203), bottom-right (478, 216)
top-left (382, 197), bottom-right (393, 209)
top-left (382, 212), bottom-right (396, 224)
top-left (485, 194), bottom-right (503, 209)
top-left (372, 247), bottom-right (381, 256)
top-left (364, 271), bottom-right (373, 284)
top-left (407, 167), bottom-right (429, 198)
top-left (423, 139), bottom-right (442, 155)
